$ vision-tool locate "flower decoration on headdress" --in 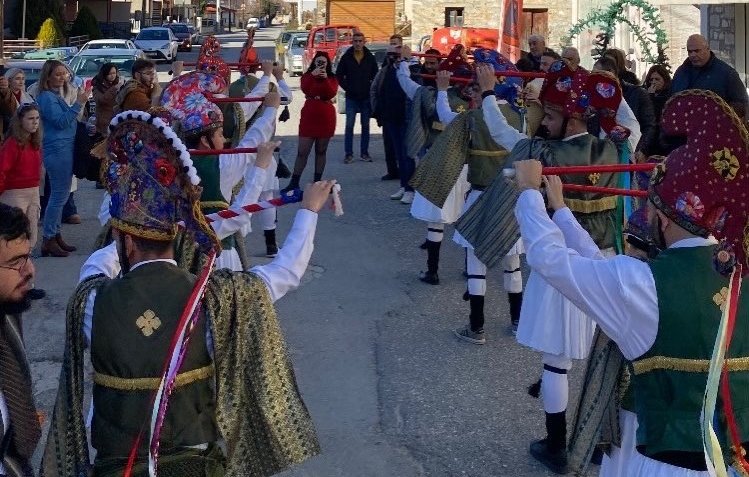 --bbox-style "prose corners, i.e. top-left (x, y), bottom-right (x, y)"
top-left (472, 48), bottom-right (524, 114)
top-left (438, 44), bottom-right (473, 79)
top-left (196, 35), bottom-right (231, 82)
top-left (103, 110), bottom-right (219, 254)
top-left (649, 90), bottom-right (749, 275)
top-left (160, 71), bottom-right (226, 138)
